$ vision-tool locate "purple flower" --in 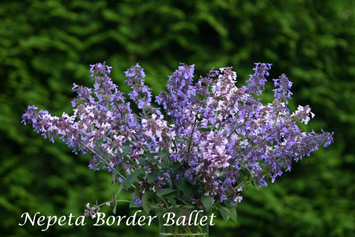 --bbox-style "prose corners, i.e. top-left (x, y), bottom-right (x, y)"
top-left (273, 73), bottom-right (293, 104)
top-left (245, 63), bottom-right (272, 95)
top-left (132, 192), bottom-right (142, 207)
top-left (90, 61), bottom-right (112, 77)
top-left (125, 64), bottom-right (156, 113)
top-left (22, 61), bottom-right (334, 211)
top-left (291, 105), bottom-right (315, 125)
